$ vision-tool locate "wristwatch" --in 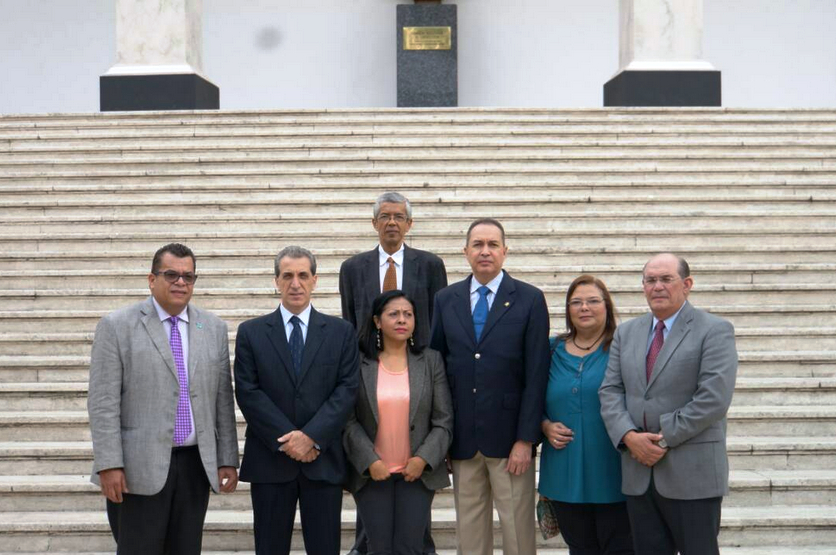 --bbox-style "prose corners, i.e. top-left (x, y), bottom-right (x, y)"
top-left (658, 438), bottom-right (669, 449)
